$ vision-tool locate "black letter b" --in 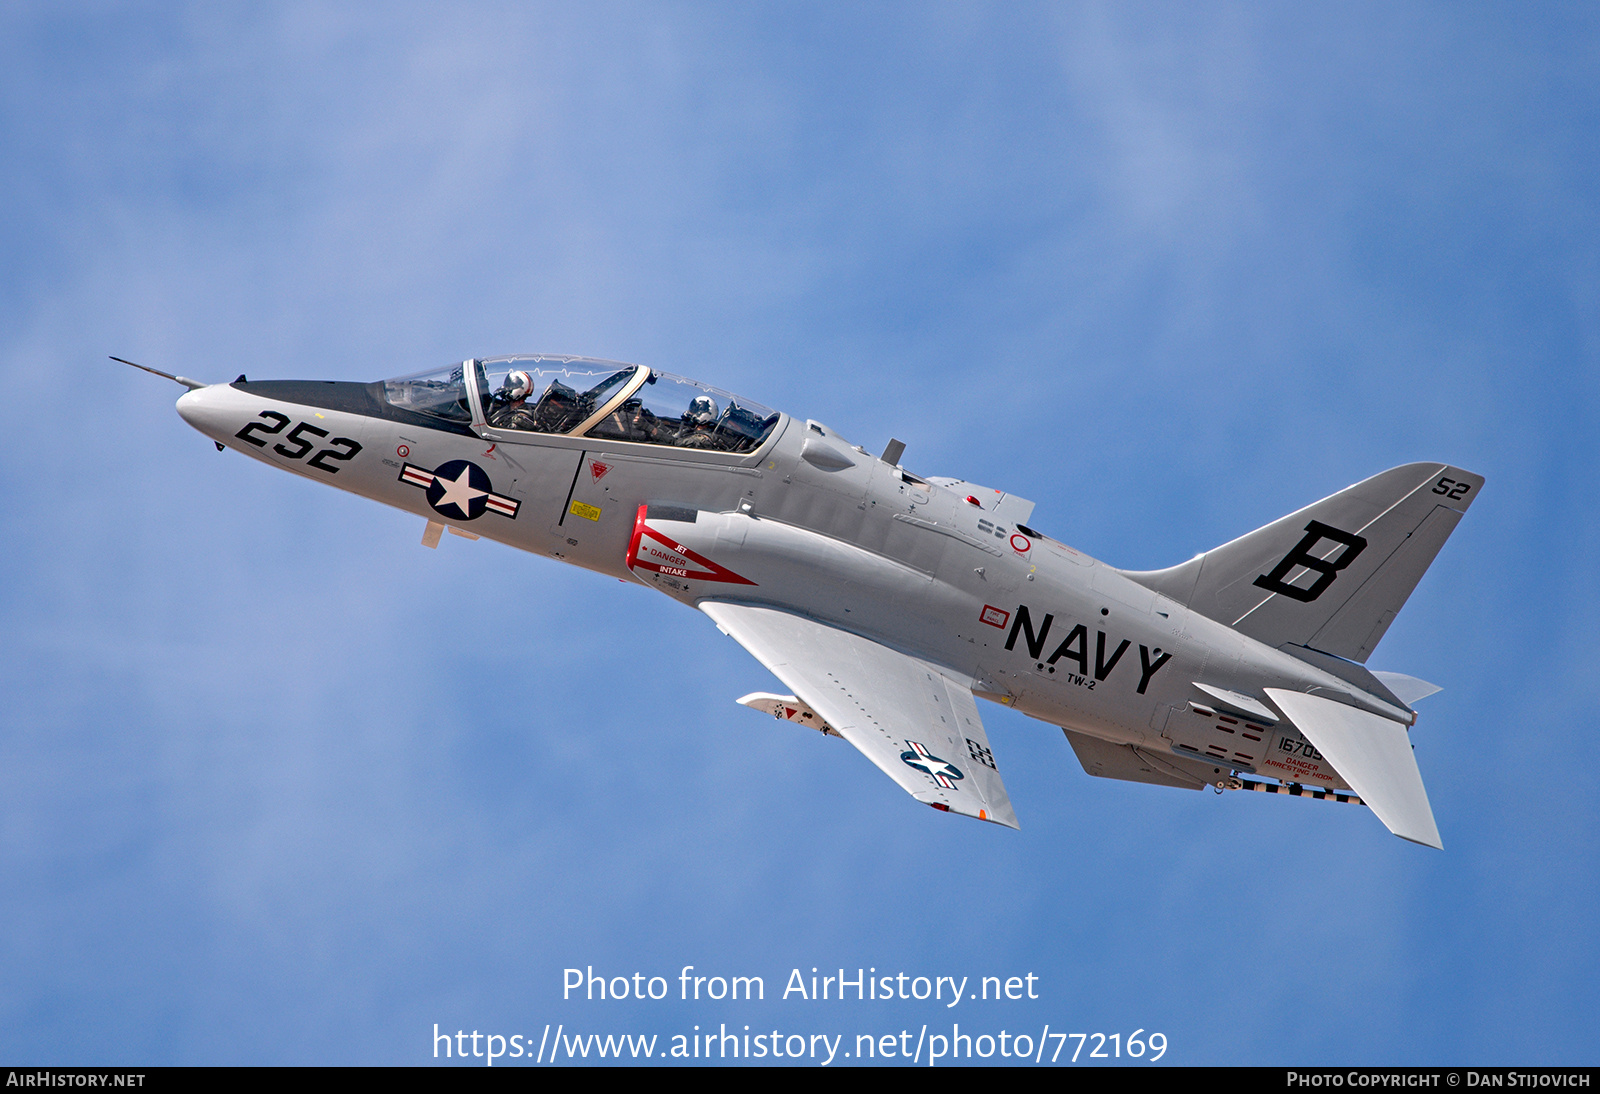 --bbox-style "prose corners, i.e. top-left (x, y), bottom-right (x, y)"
top-left (1252, 520), bottom-right (1368, 603)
